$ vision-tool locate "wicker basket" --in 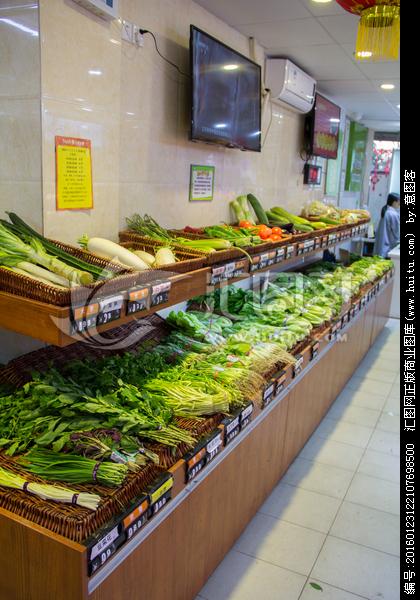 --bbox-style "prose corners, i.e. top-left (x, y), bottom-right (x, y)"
top-left (0, 239), bottom-right (138, 307)
top-left (119, 240), bottom-right (205, 275)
